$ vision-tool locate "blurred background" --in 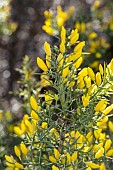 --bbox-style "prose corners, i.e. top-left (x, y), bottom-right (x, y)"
top-left (0, 0), bottom-right (113, 169)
